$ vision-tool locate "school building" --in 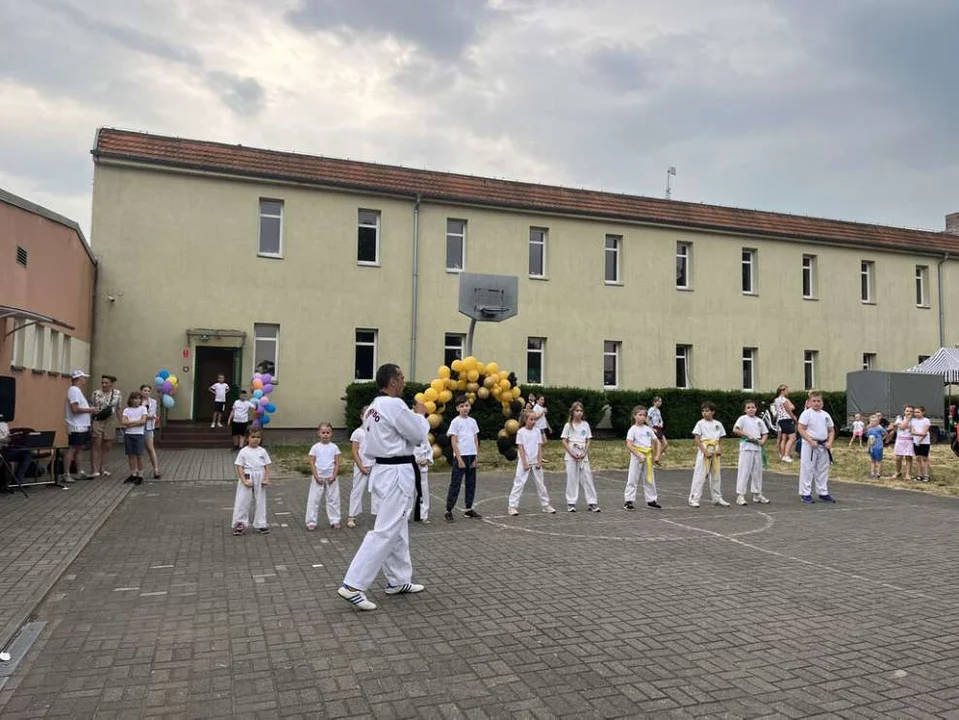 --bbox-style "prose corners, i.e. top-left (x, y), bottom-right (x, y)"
top-left (89, 128), bottom-right (959, 428)
top-left (1, 188), bottom-right (97, 442)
